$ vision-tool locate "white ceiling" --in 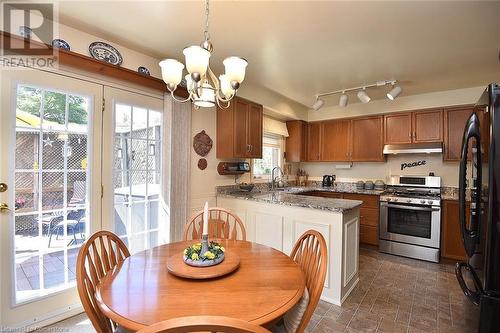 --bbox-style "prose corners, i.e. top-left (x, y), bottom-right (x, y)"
top-left (57, 1), bottom-right (500, 107)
